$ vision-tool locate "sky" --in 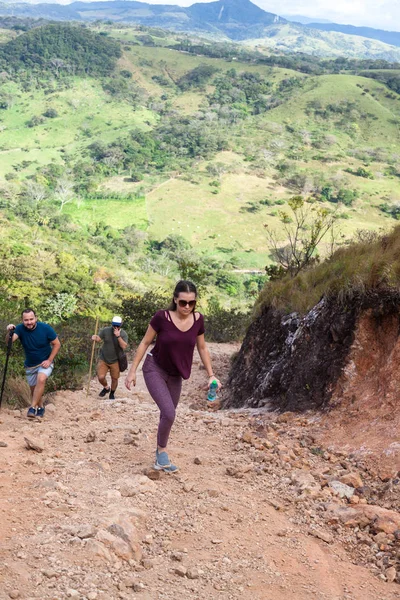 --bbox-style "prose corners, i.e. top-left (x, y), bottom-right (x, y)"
top-left (139, 0), bottom-right (400, 32)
